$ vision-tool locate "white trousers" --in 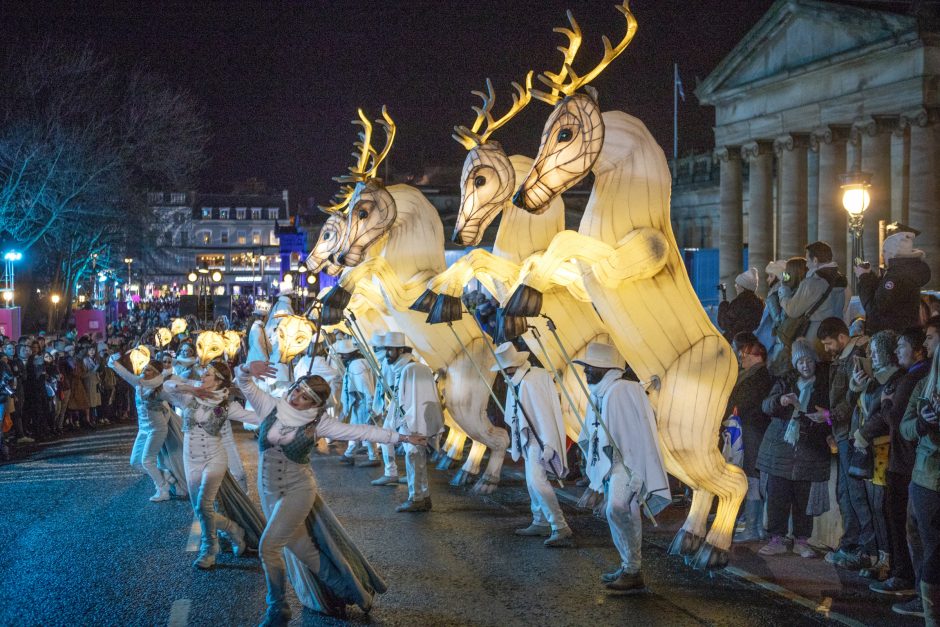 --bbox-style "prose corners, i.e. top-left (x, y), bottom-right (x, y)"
top-left (344, 439), bottom-right (378, 459)
top-left (524, 440), bottom-right (567, 531)
top-left (184, 431), bottom-right (238, 553)
top-left (258, 449), bottom-right (322, 612)
top-left (604, 464), bottom-right (643, 574)
top-left (130, 407), bottom-right (170, 491)
top-left (404, 442), bottom-right (429, 501)
top-left (380, 443), bottom-right (398, 477)
top-left (219, 421), bottom-right (248, 492)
